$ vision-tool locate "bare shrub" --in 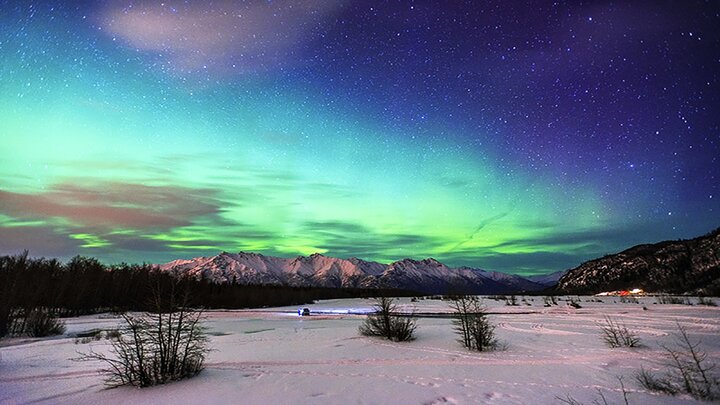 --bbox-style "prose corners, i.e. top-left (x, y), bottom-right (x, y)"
top-left (568, 297), bottom-right (582, 309)
top-left (697, 296), bottom-right (716, 307)
top-left (635, 366), bottom-right (678, 395)
top-left (600, 316), bottom-right (641, 348)
top-left (359, 297), bottom-right (416, 342)
top-left (75, 329), bottom-right (103, 344)
top-left (656, 295), bottom-right (687, 305)
top-left (390, 315), bottom-right (416, 342)
top-left (79, 282), bottom-right (209, 387)
top-left (635, 323), bottom-right (719, 401)
top-left (543, 296), bottom-right (558, 307)
top-left (557, 376), bottom-right (631, 405)
top-left (449, 295), bottom-right (499, 352)
top-left (24, 308), bottom-right (66, 337)
top-left (75, 328), bottom-right (122, 344)
top-left (620, 296), bottom-right (638, 304)
top-left (105, 328), bottom-right (121, 340)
